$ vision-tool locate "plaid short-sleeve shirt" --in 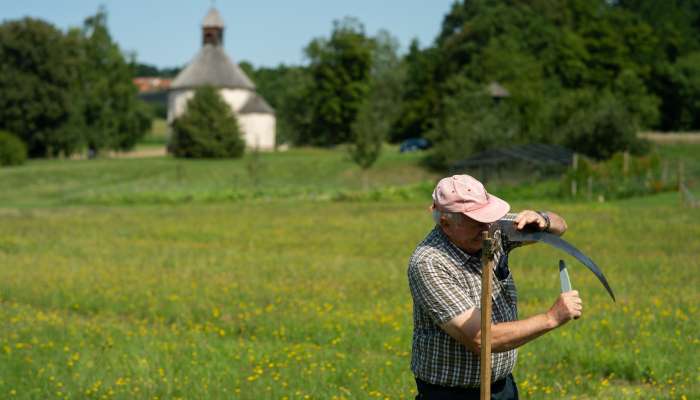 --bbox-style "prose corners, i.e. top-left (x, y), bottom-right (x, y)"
top-left (407, 224), bottom-right (520, 387)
